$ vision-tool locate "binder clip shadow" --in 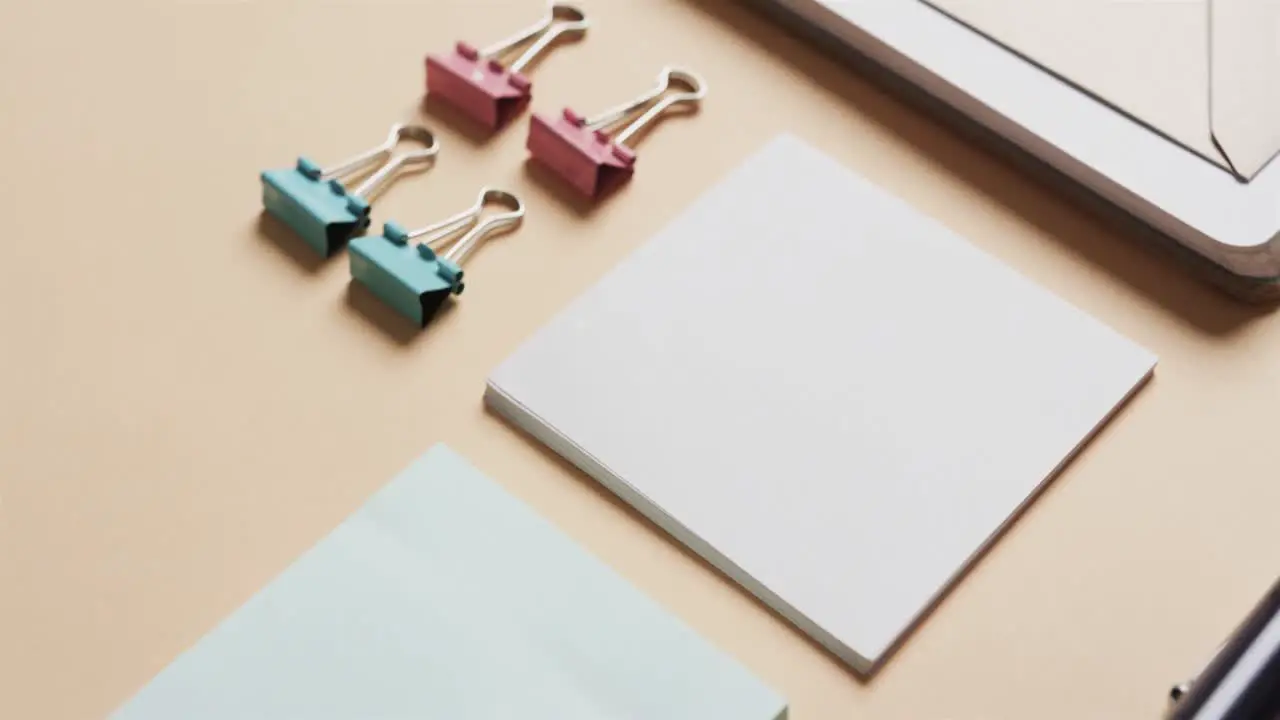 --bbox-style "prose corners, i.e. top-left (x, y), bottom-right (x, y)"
top-left (425, 2), bottom-right (589, 135)
top-left (260, 124), bottom-right (439, 259)
top-left (349, 188), bottom-right (525, 333)
top-left (526, 67), bottom-right (706, 204)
